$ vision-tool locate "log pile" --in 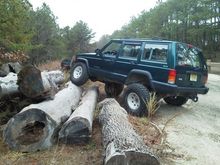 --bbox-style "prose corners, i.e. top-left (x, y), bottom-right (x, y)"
top-left (99, 99), bottom-right (160, 165)
top-left (1, 65), bottom-right (160, 164)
